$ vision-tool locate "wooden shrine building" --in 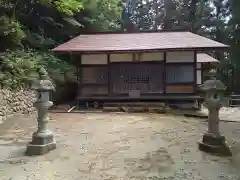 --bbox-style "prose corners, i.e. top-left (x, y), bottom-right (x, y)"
top-left (52, 30), bottom-right (227, 105)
